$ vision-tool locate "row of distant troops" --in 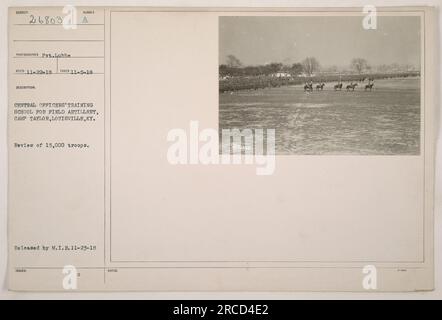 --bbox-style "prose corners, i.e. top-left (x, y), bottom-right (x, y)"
top-left (304, 78), bottom-right (375, 92)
